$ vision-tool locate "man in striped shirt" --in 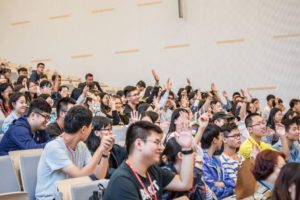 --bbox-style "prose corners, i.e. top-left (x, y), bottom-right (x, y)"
top-left (220, 122), bottom-right (244, 183)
